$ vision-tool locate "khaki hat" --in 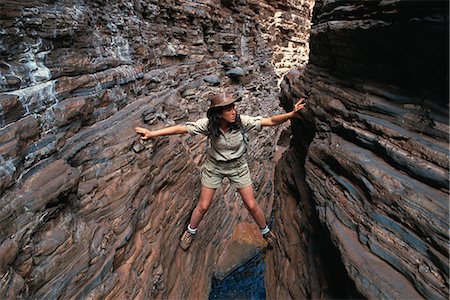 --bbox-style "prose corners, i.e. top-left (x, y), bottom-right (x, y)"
top-left (208, 93), bottom-right (241, 112)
